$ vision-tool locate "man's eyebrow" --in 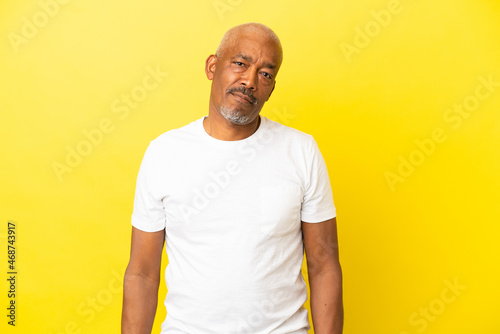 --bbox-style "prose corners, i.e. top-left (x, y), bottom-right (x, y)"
top-left (231, 53), bottom-right (276, 70)
top-left (262, 62), bottom-right (276, 70)
top-left (232, 53), bottom-right (252, 62)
